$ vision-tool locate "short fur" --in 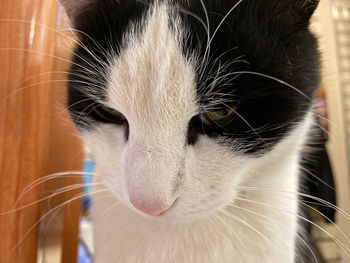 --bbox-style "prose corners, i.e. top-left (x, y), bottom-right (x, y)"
top-left (63, 0), bottom-right (321, 262)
